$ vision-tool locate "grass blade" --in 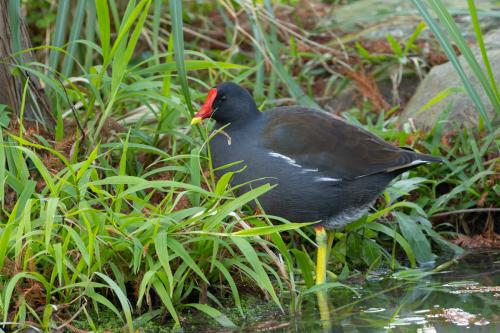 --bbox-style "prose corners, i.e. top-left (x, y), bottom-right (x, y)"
top-left (261, 2), bottom-right (319, 108)
top-left (167, 237), bottom-right (209, 284)
top-left (152, 0), bottom-right (163, 62)
top-left (366, 222), bottom-right (416, 268)
top-left (411, 0), bottom-right (493, 129)
top-left (61, 0), bottom-right (87, 77)
top-left (211, 260), bottom-right (243, 316)
top-left (84, 1), bottom-right (97, 69)
top-left (3, 272), bottom-right (50, 322)
top-left (428, 0), bottom-right (500, 113)
top-left (48, 0), bottom-right (70, 70)
top-left (467, 0), bottom-right (500, 104)
top-left (154, 231), bottom-right (174, 294)
top-left (44, 198), bottom-right (59, 250)
top-left (95, 272), bottom-right (134, 333)
top-left (169, 0), bottom-right (194, 116)
top-left (0, 223), bottom-right (15, 273)
top-left (185, 303), bottom-right (236, 328)
top-left (152, 279), bottom-right (180, 328)
top-left (95, 0), bottom-right (111, 64)
top-left (231, 222), bottom-right (313, 237)
top-left (231, 236), bottom-right (282, 310)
